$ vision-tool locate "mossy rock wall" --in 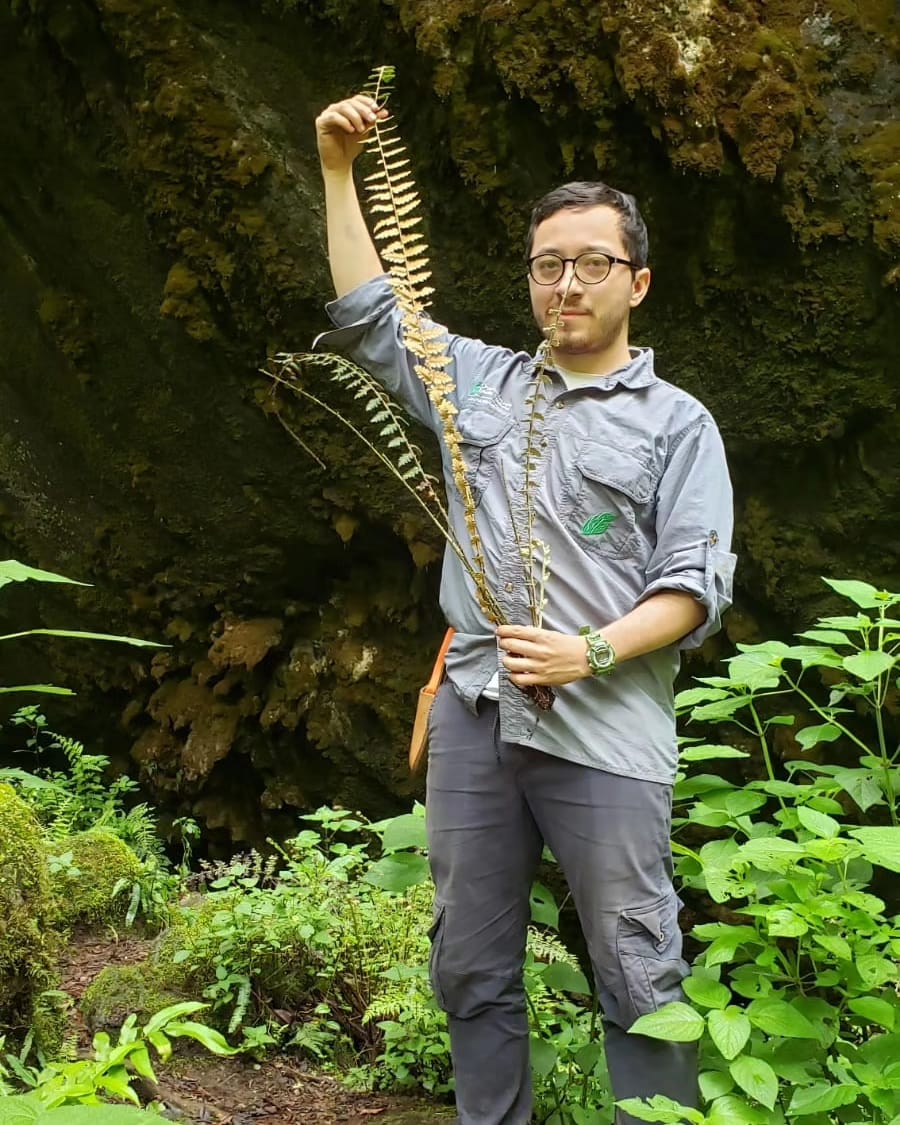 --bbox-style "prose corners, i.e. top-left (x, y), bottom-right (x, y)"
top-left (0, 783), bottom-right (57, 1043)
top-left (0, 0), bottom-right (897, 844)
